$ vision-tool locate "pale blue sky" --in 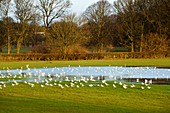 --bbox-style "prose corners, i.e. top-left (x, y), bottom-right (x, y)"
top-left (70, 0), bottom-right (115, 14)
